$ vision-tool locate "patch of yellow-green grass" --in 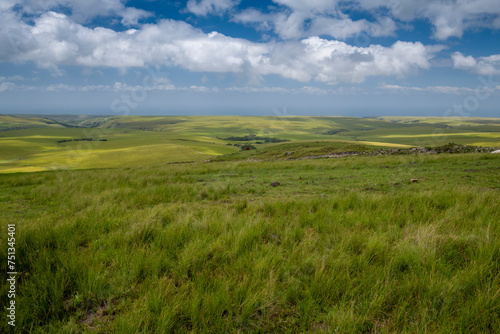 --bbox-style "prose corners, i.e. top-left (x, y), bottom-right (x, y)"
top-left (0, 127), bottom-right (237, 172)
top-left (381, 132), bottom-right (500, 139)
top-left (379, 116), bottom-right (500, 127)
top-left (0, 129), bottom-right (82, 160)
top-left (0, 166), bottom-right (47, 173)
top-left (348, 140), bottom-right (412, 148)
top-left (347, 125), bottom-right (500, 147)
top-left (100, 116), bottom-right (407, 142)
